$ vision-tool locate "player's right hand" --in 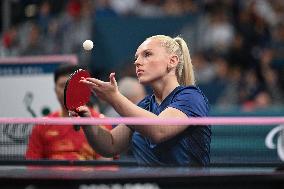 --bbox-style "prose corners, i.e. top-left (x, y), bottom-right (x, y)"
top-left (69, 106), bottom-right (91, 117)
